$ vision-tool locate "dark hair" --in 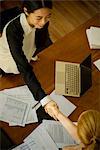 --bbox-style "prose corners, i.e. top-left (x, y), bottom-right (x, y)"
top-left (22, 0), bottom-right (52, 13)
